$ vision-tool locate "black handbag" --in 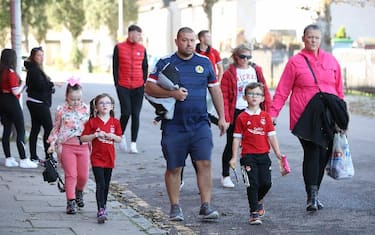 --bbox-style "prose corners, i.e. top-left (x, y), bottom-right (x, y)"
top-left (42, 155), bottom-right (65, 193)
